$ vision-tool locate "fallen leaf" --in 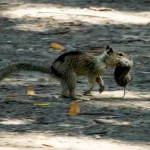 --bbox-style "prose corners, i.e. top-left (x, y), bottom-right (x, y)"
top-left (50, 42), bottom-right (66, 51)
top-left (89, 7), bottom-right (114, 11)
top-left (90, 49), bottom-right (104, 53)
top-left (42, 144), bottom-right (54, 147)
top-left (122, 121), bottom-right (132, 125)
top-left (27, 88), bottom-right (35, 95)
top-left (34, 103), bottom-right (50, 107)
top-left (69, 101), bottom-right (80, 116)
